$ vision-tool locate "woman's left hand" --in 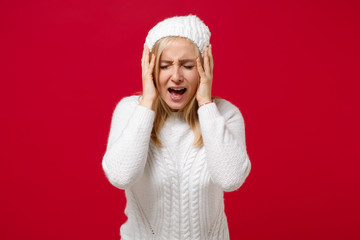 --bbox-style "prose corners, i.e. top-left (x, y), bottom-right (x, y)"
top-left (196, 45), bottom-right (214, 106)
